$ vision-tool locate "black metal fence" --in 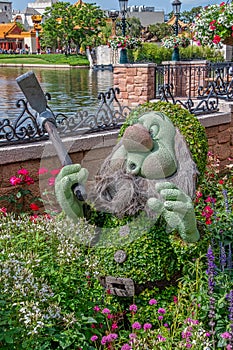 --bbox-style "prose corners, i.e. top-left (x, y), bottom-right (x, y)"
top-left (154, 61), bottom-right (233, 115)
top-left (0, 88), bottom-right (131, 146)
